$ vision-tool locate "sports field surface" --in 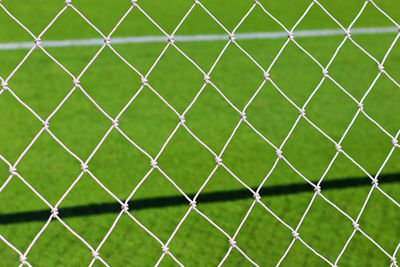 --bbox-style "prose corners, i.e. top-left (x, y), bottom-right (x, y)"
top-left (1, 0), bottom-right (400, 266)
